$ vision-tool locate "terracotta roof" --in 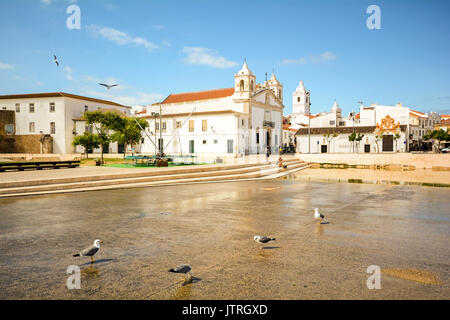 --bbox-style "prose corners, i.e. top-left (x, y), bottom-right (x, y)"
top-left (136, 109), bottom-right (147, 115)
top-left (436, 119), bottom-right (450, 126)
top-left (0, 92), bottom-right (130, 108)
top-left (142, 110), bottom-right (241, 119)
top-left (409, 109), bottom-right (426, 117)
top-left (162, 88), bottom-right (234, 104)
top-left (441, 114), bottom-right (450, 119)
